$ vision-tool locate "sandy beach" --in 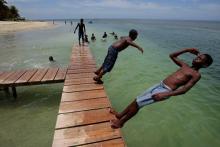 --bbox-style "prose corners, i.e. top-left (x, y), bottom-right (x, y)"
top-left (0, 21), bottom-right (55, 33)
